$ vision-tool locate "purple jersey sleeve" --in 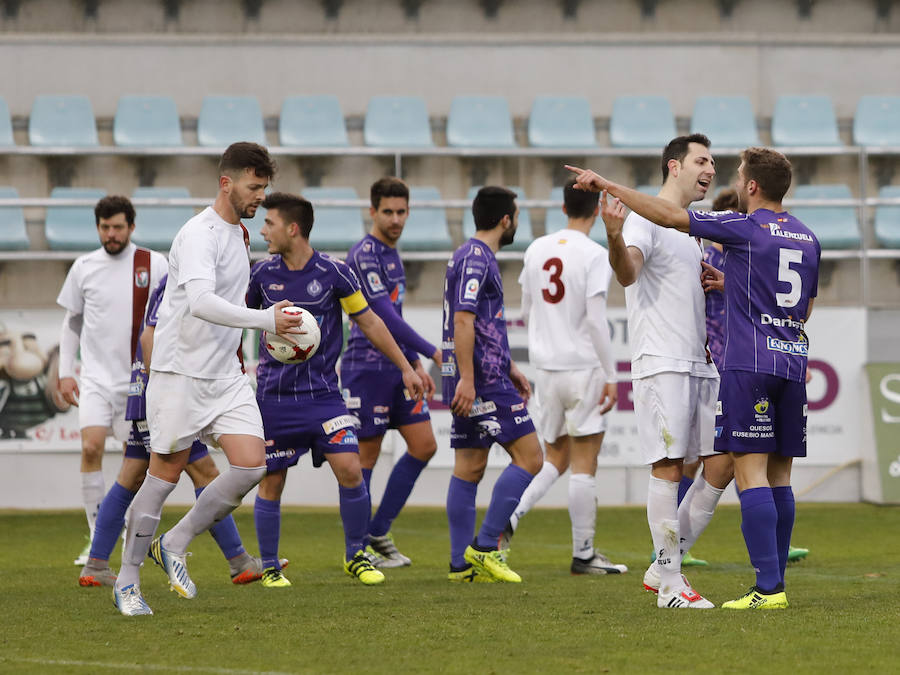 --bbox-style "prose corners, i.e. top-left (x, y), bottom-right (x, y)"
top-left (144, 274), bottom-right (168, 328)
top-left (453, 250), bottom-right (489, 314)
